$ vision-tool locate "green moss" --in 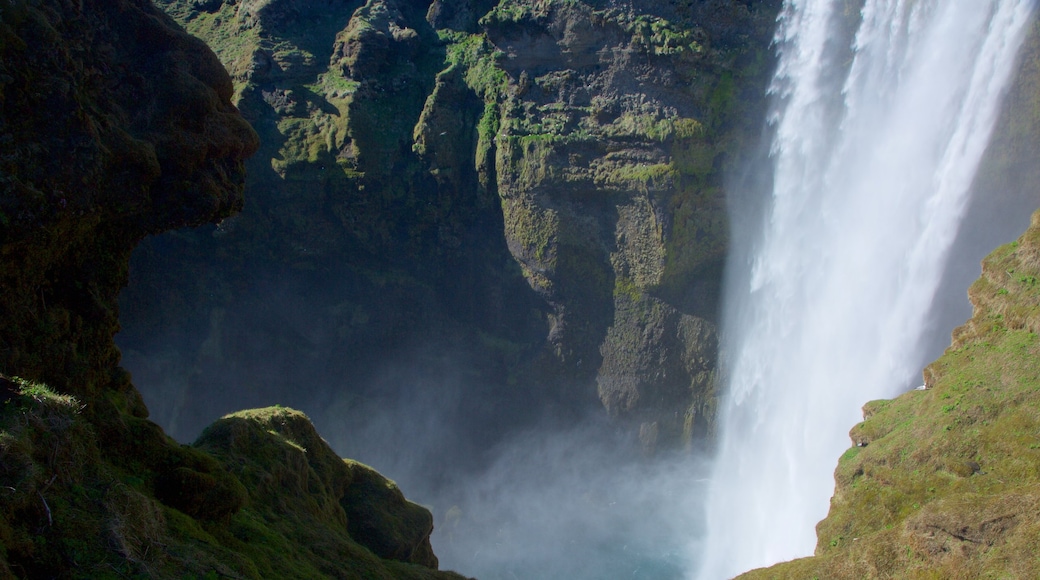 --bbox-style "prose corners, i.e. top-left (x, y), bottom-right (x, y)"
top-left (0, 385), bottom-right (460, 578)
top-left (601, 163), bottom-right (675, 191)
top-left (601, 113), bottom-right (686, 141)
top-left (503, 199), bottom-right (559, 266)
top-left (613, 276), bottom-right (643, 302)
top-left (442, 32), bottom-right (510, 98)
top-left (196, 407), bottom-right (446, 575)
top-left (479, 2), bottom-right (557, 28)
top-left (155, 2), bottom-right (261, 96)
top-left (311, 69), bottom-right (360, 96)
